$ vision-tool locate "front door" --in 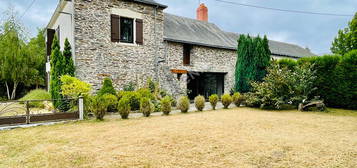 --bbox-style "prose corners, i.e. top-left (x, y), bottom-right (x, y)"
top-left (187, 72), bottom-right (225, 99)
